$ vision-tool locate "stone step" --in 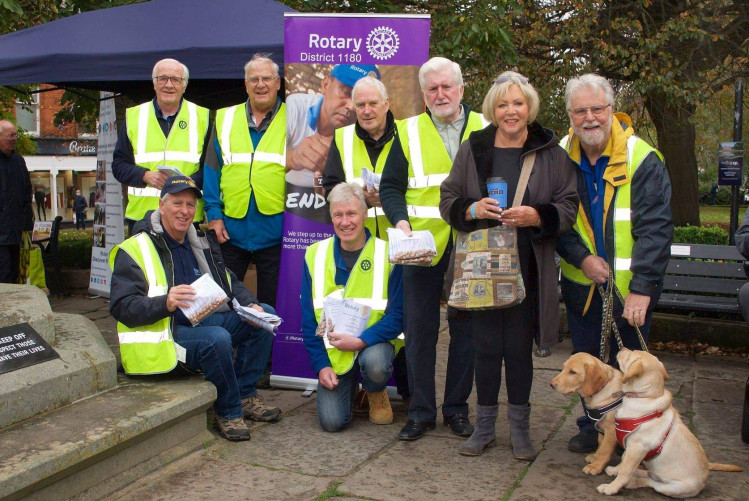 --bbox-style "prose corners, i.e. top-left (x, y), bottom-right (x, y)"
top-left (0, 313), bottom-right (117, 429)
top-left (0, 375), bottom-right (217, 500)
